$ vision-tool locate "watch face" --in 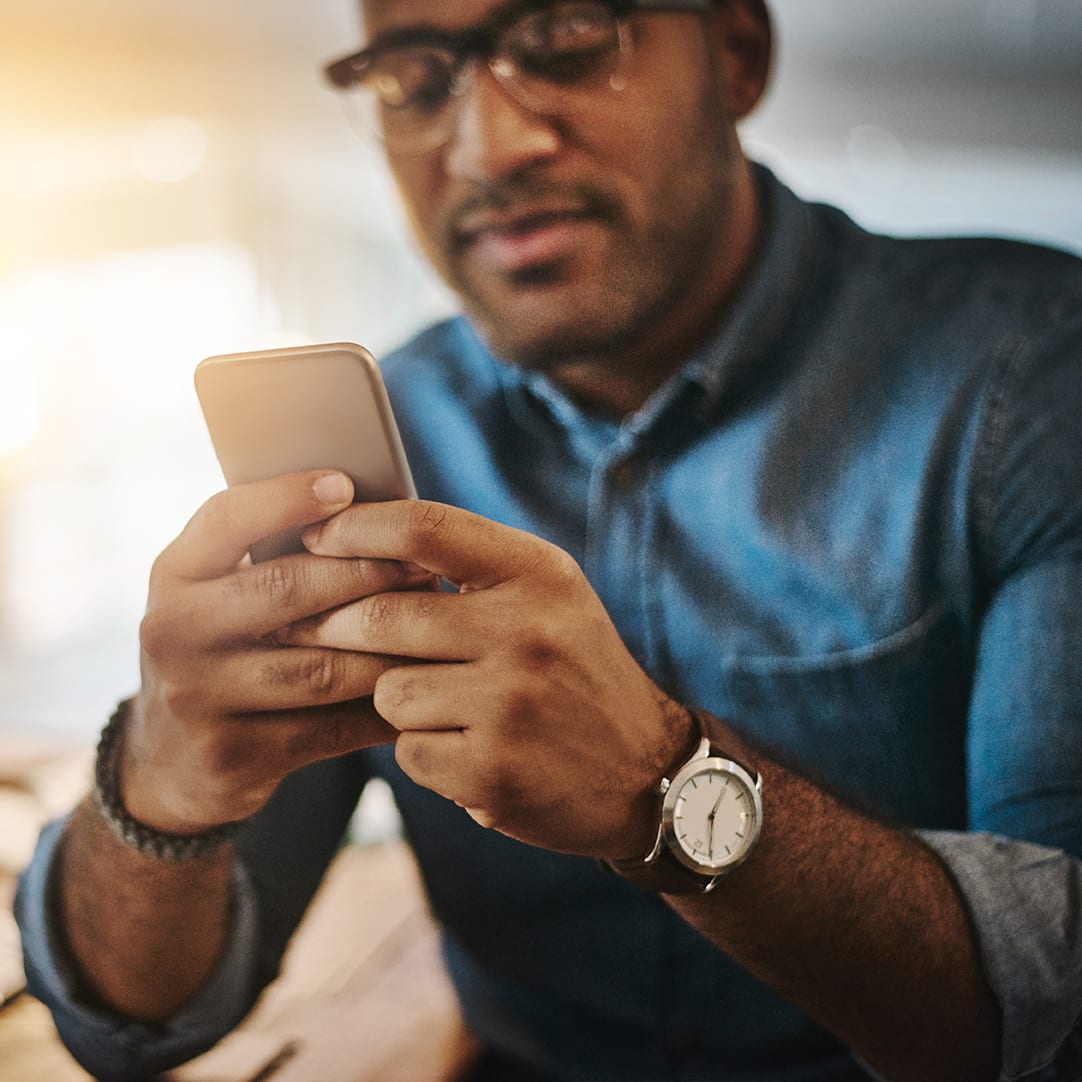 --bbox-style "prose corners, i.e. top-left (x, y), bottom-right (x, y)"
top-left (664, 761), bottom-right (761, 873)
